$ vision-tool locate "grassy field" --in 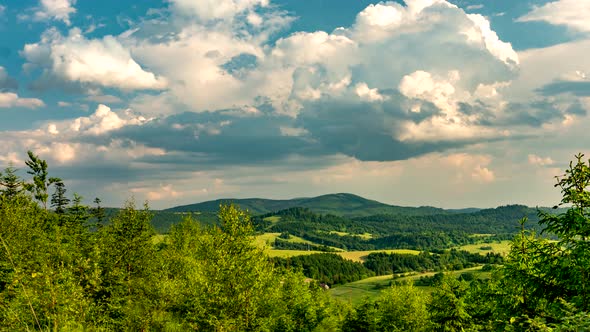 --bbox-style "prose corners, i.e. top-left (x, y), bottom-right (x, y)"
top-left (263, 216), bottom-right (281, 224)
top-left (263, 248), bottom-right (421, 261)
top-left (254, 233), bottom-right (344, 251)
top-left (327, 231), bottom-right (373, 240)
top-left (330, 266), bottom-right (485, 304)
top-left (456, 240), bottom-right (512, 256)
top-left (265, 249), bottom-right (324, 258)
top-left (337, 249), bottom-right (421, 263)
